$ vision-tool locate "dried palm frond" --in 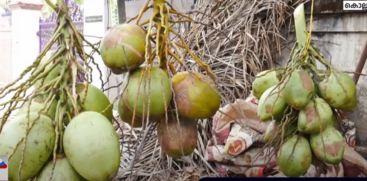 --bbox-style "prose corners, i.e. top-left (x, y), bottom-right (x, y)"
top-left (180, 0), bottom-right (303, 104)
